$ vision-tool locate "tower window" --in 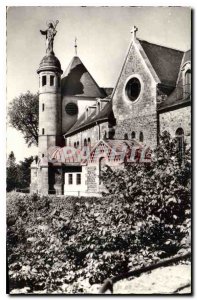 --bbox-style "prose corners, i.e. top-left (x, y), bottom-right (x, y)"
top-left (139, 131), bottom-right (144, 142)
top-left (42, 154), bottom-right (44, 158)
top-left (77, 141), bottom-right (79, 148)
top-left (88, 138), bottom-right (91, 147)
top-left (84, 138), bottom-right (87, 146)
top-left (125, 77), bottom-right (141, 101)
top-left (42, 128), bottom-right (45, 135)
top-left (42, 76), bottom-right (47, 86)
top-left (131, 131), bottom-right (136, 139)
top-left (57, 77), bottom-right (61, 87)
top-left (68, 174), bottom-right (73, 185)
top-left (76, 174), bottom-right (81, 185)
top-left (50, 75), bottom-right (55, 86)
top-left (74, 142), bottom-right (77, 148)
top-left (42, 103), bottom-right (45, 111)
